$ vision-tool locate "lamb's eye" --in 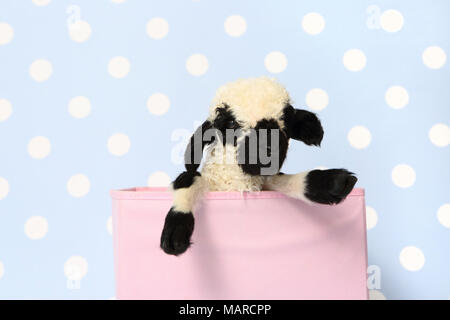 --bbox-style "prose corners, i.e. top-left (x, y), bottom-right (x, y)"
top-left (226, 120), bottom-right (236, 128)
